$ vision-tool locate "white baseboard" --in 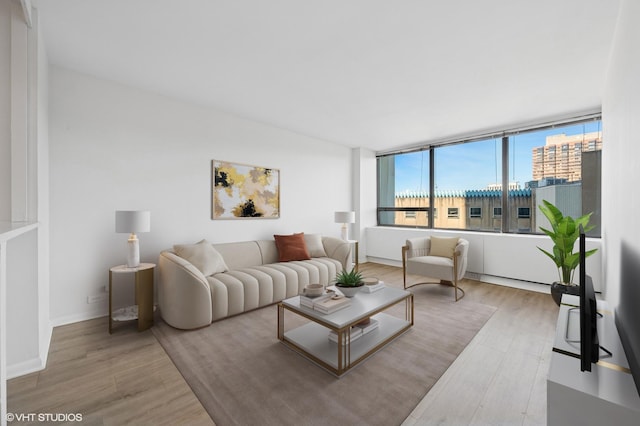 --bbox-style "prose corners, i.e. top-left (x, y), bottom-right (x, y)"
top-left (8, 315), bottom-right (104, 379)
top-left (7, 322), bottom-right (54, 379)
top-left (38, 322), bottom-right (53, 372)
top-left (7, 356), bottom-right (45, 380)
top-left (366, 256), bottom-right (402, 268)
top-left (365, 257), bottom-right (551, 294)
top-left (50, 311), bottom-right (107, 328)
top-left (470, 273), bottom-right (550, 294)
